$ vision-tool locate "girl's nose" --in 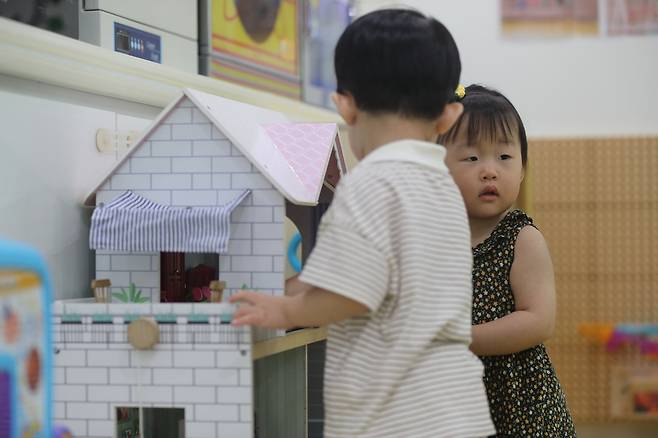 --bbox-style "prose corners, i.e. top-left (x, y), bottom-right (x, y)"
top-left (480, 165), bottom-right (498, 181)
